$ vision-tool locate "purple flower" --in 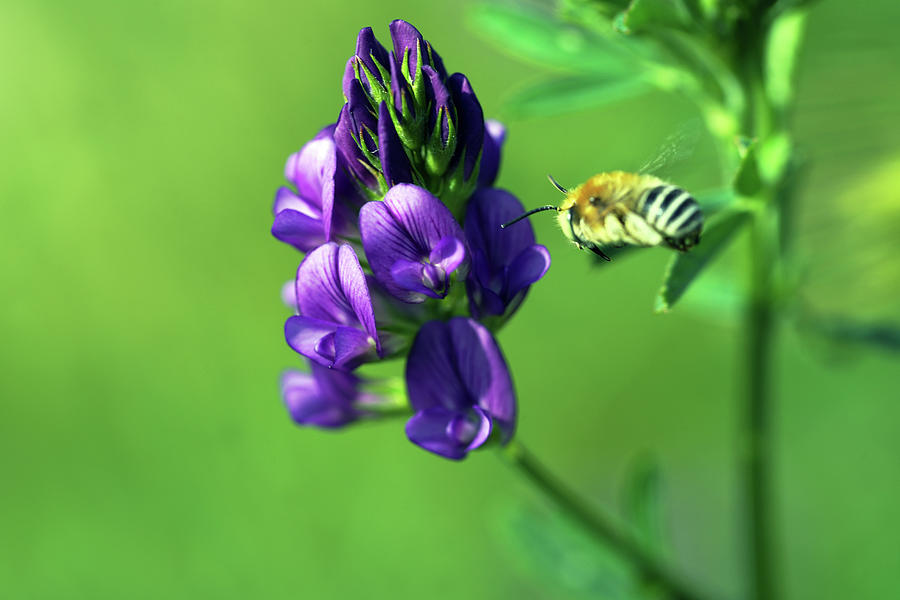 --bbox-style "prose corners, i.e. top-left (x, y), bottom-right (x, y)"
top-left (282, 362), bottom-right (381, 429)
top-left (284, 242), bottom-right (382, 370)
top-left (359, 184), bottom-right (468, 303)
top-left (272, 124), bottom-right (361, 251)
top-left (465, 188), bottom-right (551, 319)
top-left (405, 318), bottom-right (516, 460)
